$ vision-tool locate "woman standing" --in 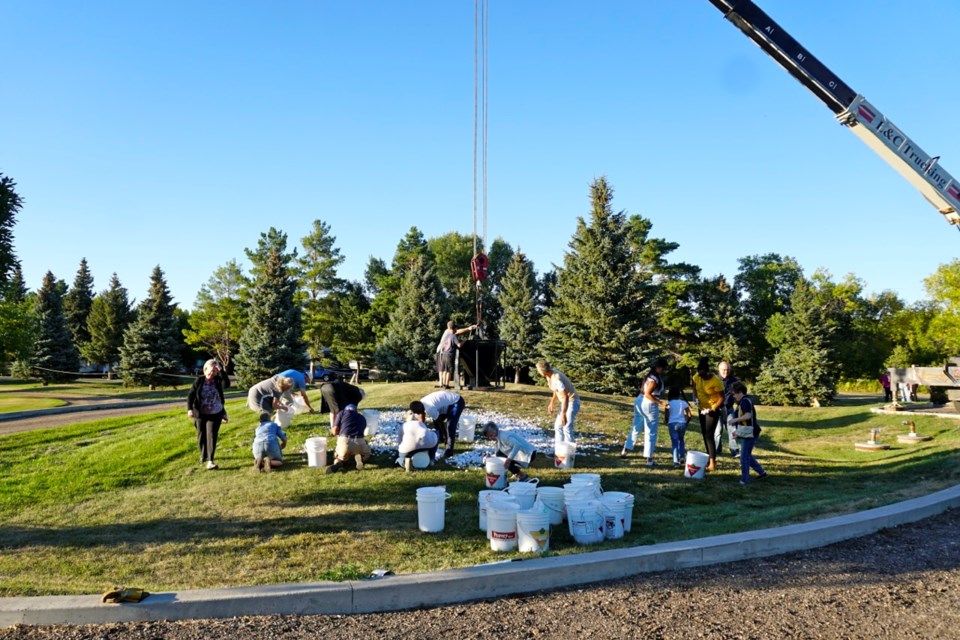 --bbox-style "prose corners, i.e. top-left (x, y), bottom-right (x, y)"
top-left (622, 358), bottom-right (668, 467)
top-left (693, 357), bottom-right (724, 472)
top-left (187, 359), bottom-right (229, 470)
